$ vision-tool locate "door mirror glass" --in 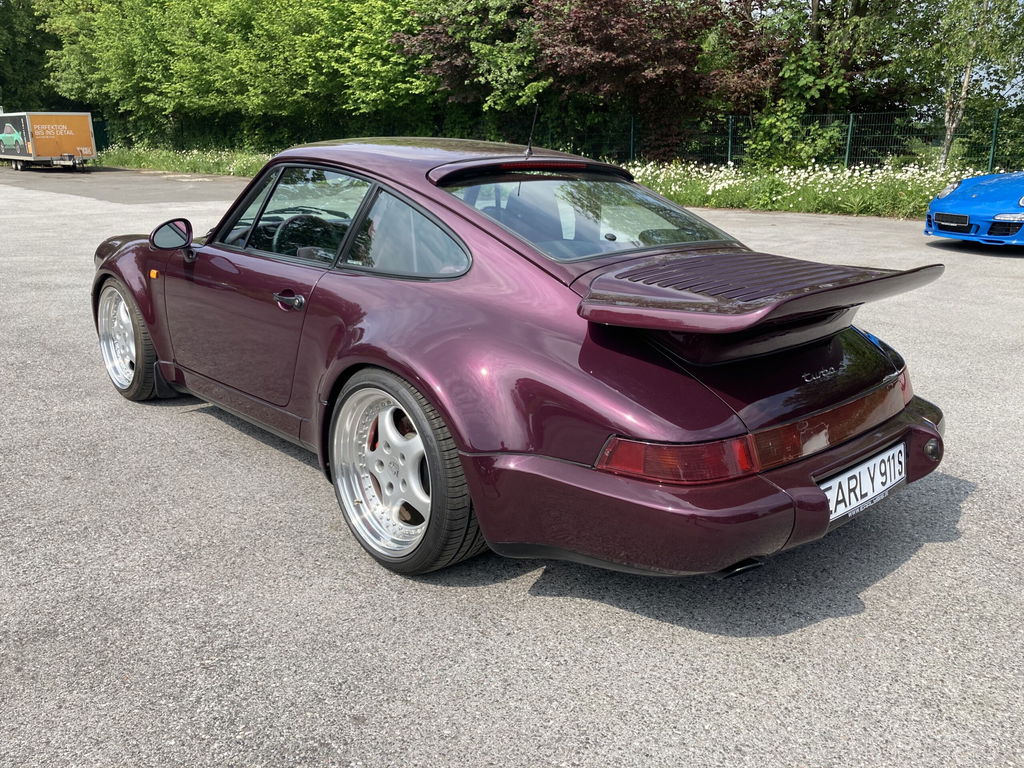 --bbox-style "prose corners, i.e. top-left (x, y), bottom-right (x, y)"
top-left (150, 219), bottom-right (193, 250)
